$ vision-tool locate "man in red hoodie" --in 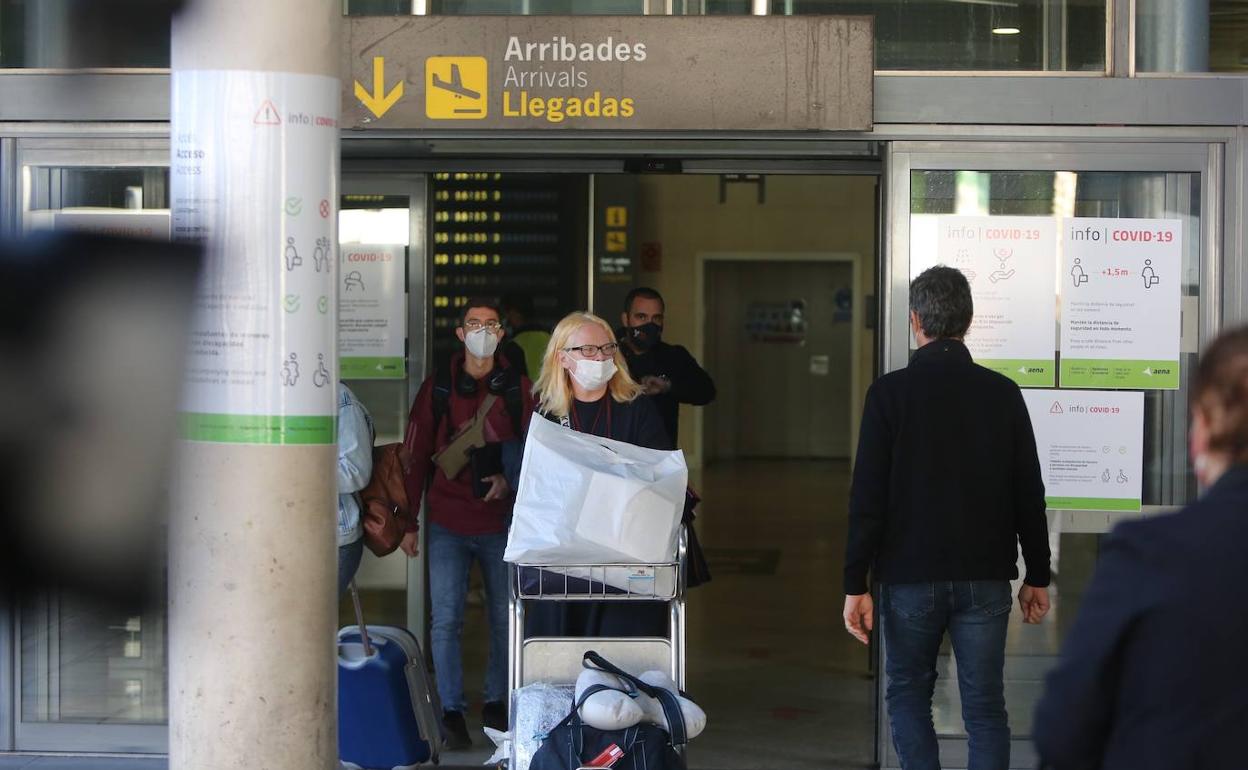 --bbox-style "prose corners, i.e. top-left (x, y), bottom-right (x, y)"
top-left (401, 298), bottom-right (534, 749)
